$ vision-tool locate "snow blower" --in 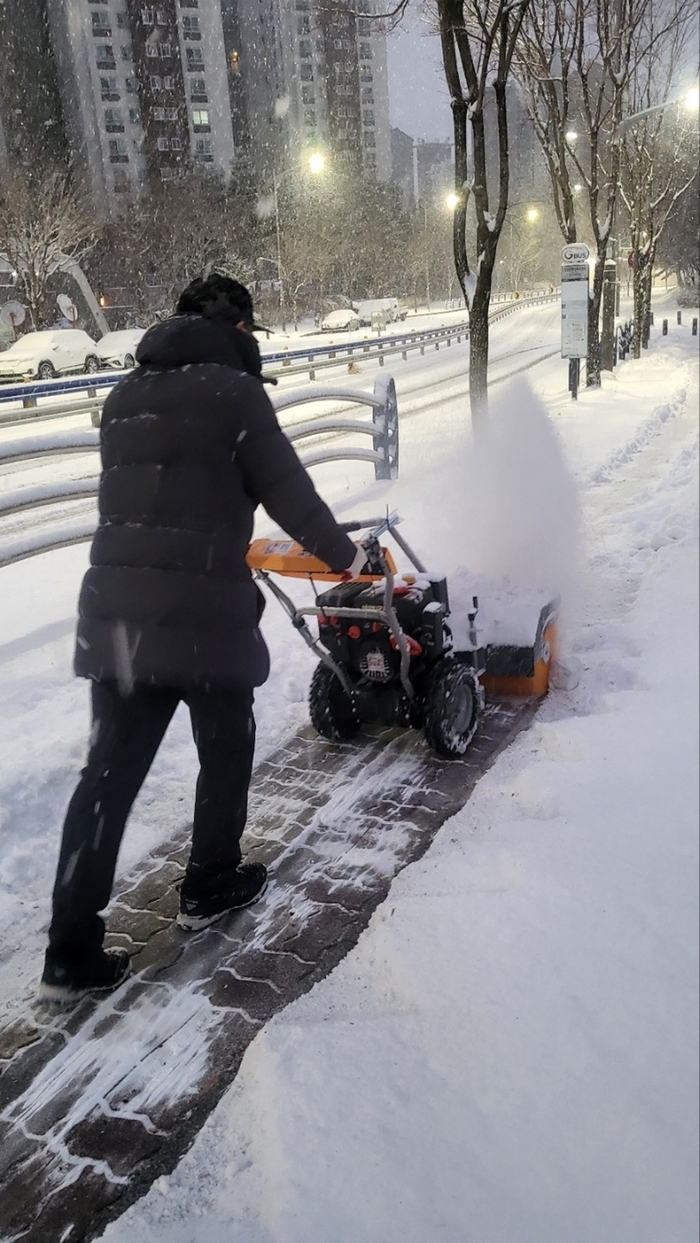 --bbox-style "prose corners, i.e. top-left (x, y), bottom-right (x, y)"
top-left (246, 513), bottom-right (558, 758)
